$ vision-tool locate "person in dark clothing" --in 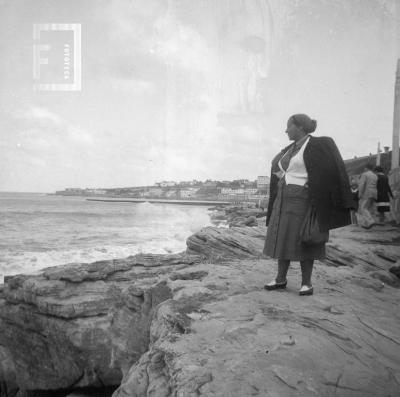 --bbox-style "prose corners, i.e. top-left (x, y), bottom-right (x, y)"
top-left (263, 114), bottom-right (356, 296)
top-left (350, 180), bottom-right (359, 224)
top-left (374, 166), bottom-right (393, 223)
